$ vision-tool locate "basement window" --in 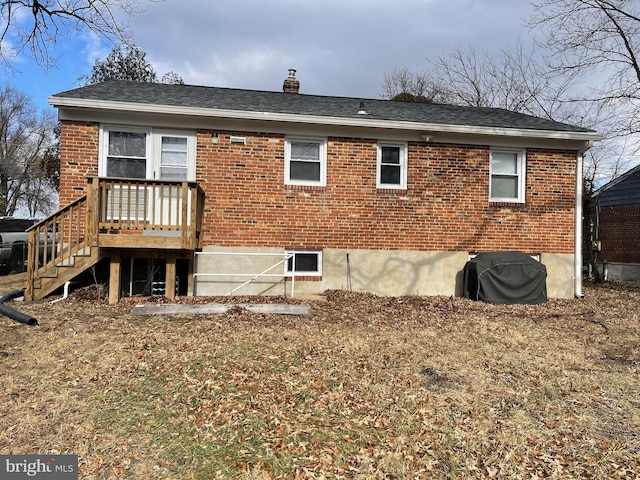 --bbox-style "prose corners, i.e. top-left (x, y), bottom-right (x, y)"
top-left (285, 250), bottom-right (322, 276)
